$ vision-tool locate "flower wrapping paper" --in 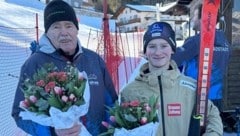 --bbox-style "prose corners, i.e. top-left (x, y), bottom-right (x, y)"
top-left (114, 122), bottom-right (159, 136)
